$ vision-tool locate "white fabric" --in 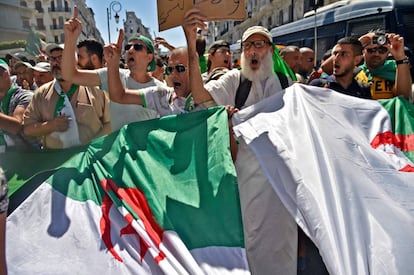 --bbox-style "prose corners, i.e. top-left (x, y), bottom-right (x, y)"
top-left (7, 183), bottom-right (249, 274)
top-left (96, 68), bottom-right (162, 131)
top-left (207, 68), bottom-right (297, 274)
top-left (49, 80), bottom-right (81, 148)
top-left (233, 83), bottom-right (414, 275)
top-left (205, 68), bottom-right (285, 109)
